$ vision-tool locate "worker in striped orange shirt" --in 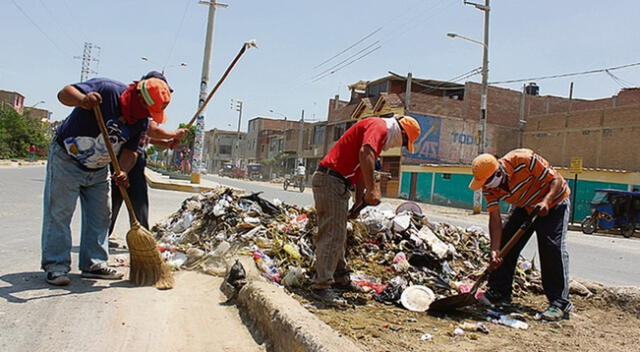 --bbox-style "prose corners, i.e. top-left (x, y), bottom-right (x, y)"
top-left (469, 148), bottom-right (572, 321)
